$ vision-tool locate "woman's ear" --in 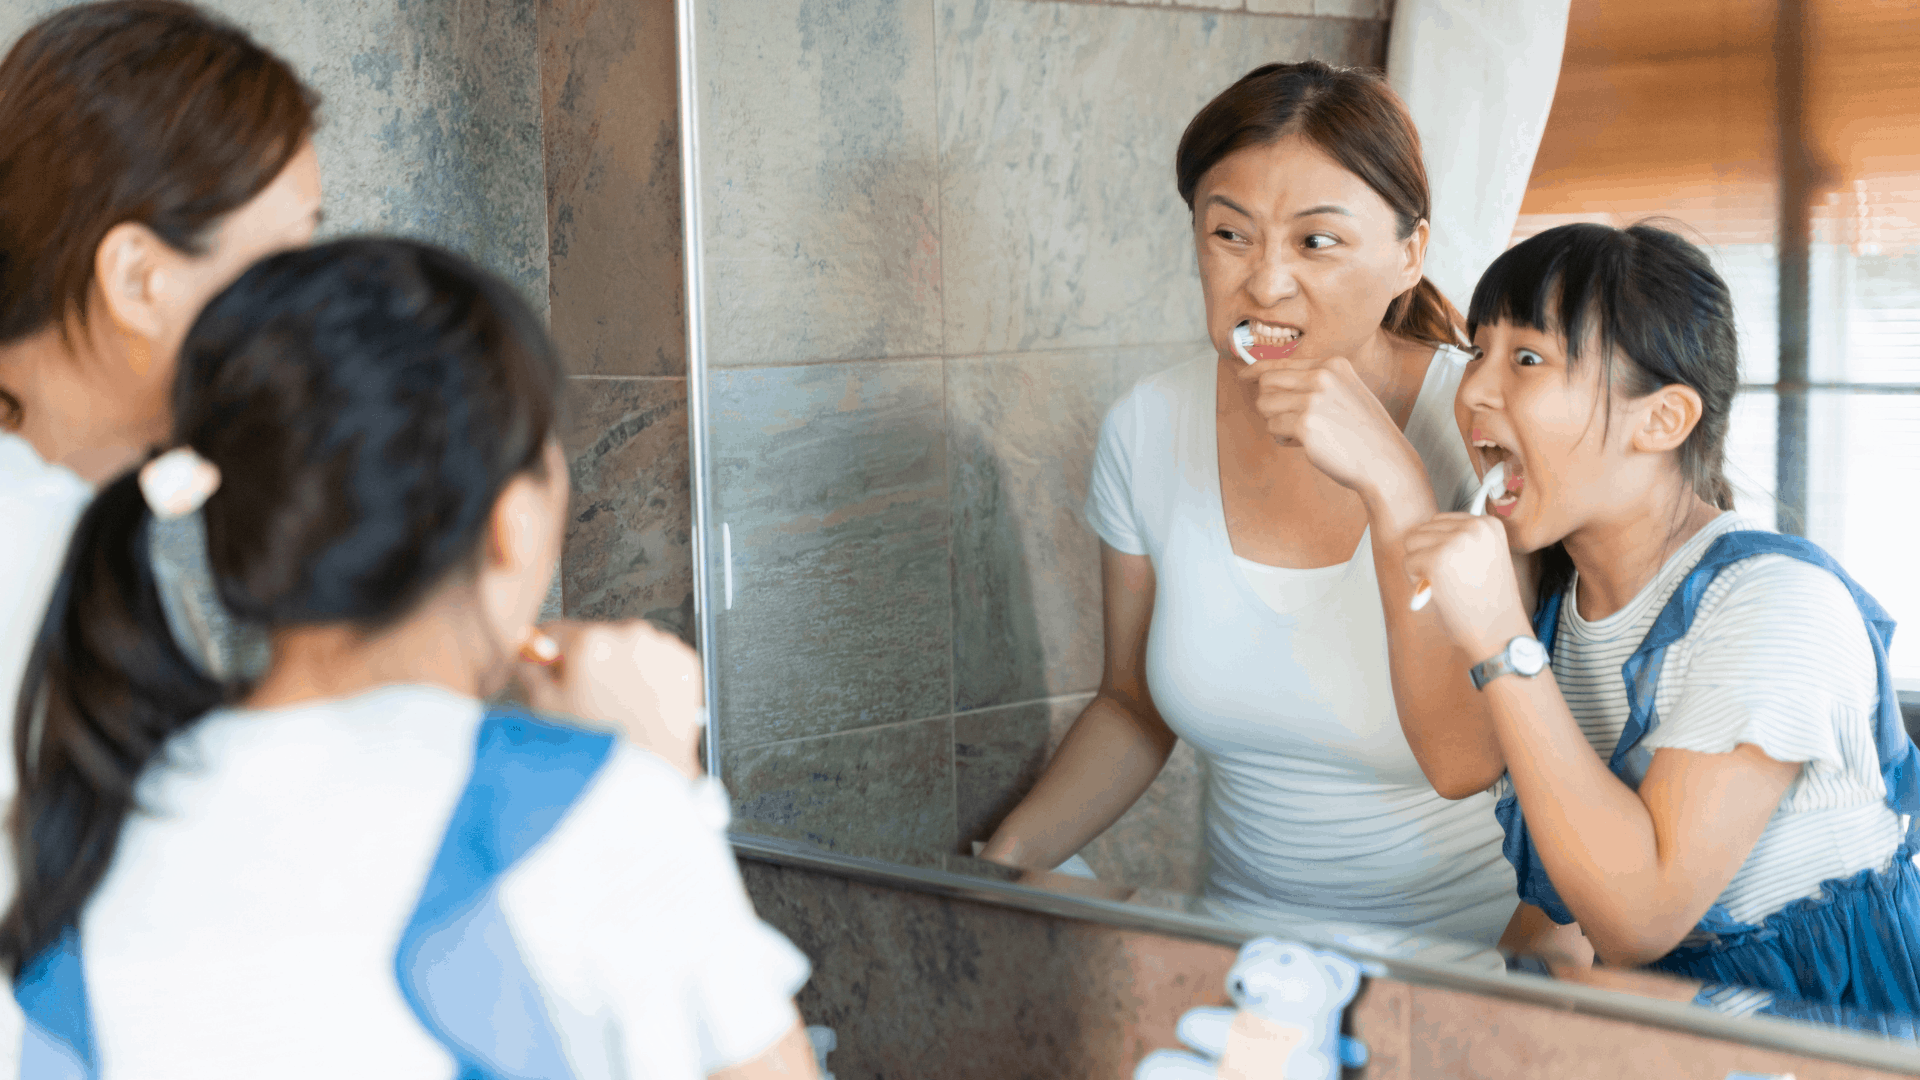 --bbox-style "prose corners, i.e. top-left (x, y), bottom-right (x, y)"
top-left (92, 222), bottom-right (170, 346)
top-left (1631, 383), bottom-right (1704, 454)
top-left (1396, 218), bottom-right (1430, 295)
